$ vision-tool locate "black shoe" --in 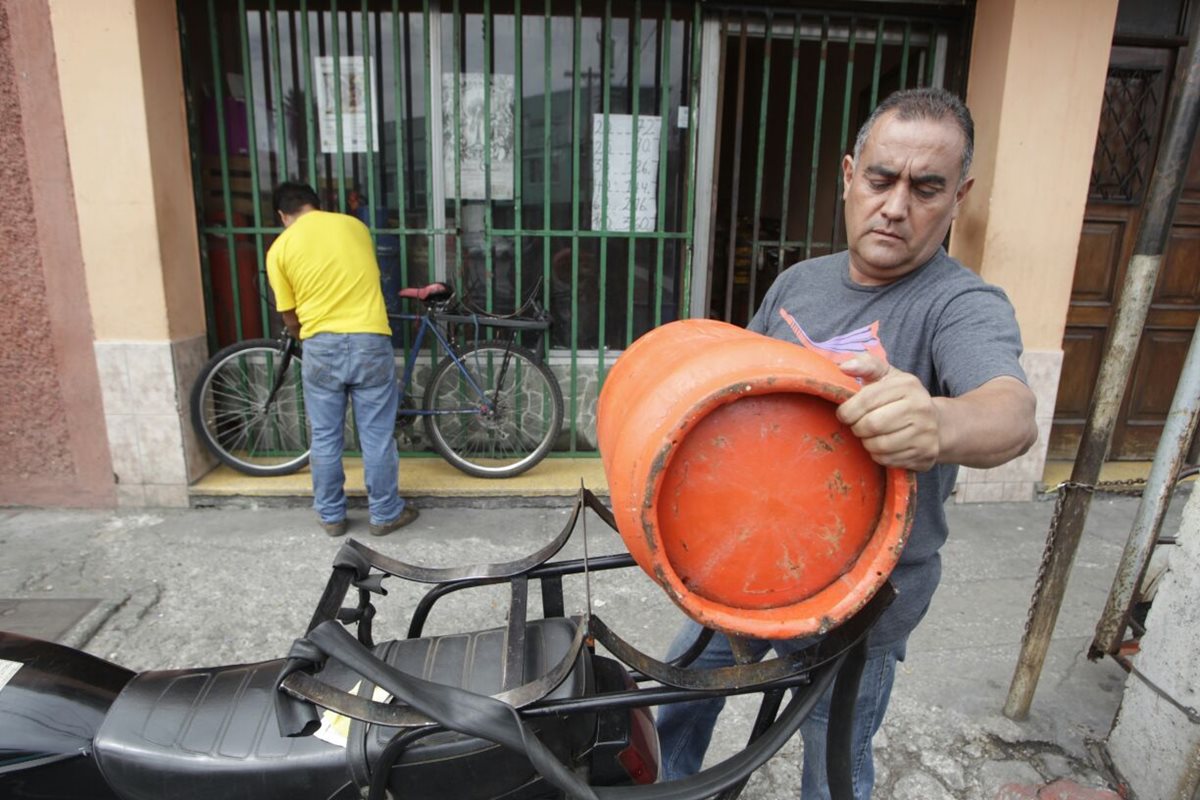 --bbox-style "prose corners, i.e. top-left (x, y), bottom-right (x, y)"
top-left (369, 506), bottom-right (419, 537)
